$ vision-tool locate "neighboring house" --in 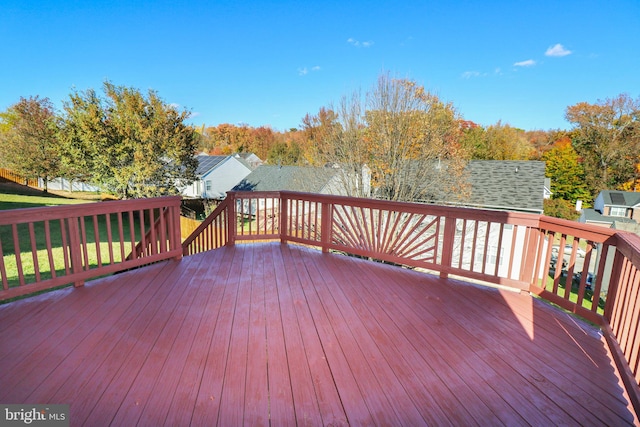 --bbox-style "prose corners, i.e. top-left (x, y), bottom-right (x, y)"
top-left (429, 160), bottom-right (547, 214)
top-left (233, 165), bottom-right (349, 195)
top-left (181, 155), bottom-right (253, 199)
top-left (234, 152), bottom-right (263, 169)
top-left (465, 161), bottom-right (547, 214)
top-left (579, 190), bottom-right (640, 228)
top-left (423, 161), bottom-right (547, 277)
top-left (232, 165), bottom-right (365, 218)
top-left (544, 178), bottom-right (553, 200)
